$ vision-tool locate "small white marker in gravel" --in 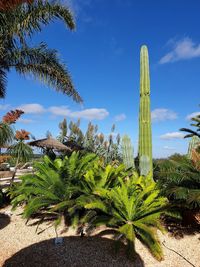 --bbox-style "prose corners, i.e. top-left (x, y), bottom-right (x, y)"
top-left (54, 237), bottom-right (63, 245)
